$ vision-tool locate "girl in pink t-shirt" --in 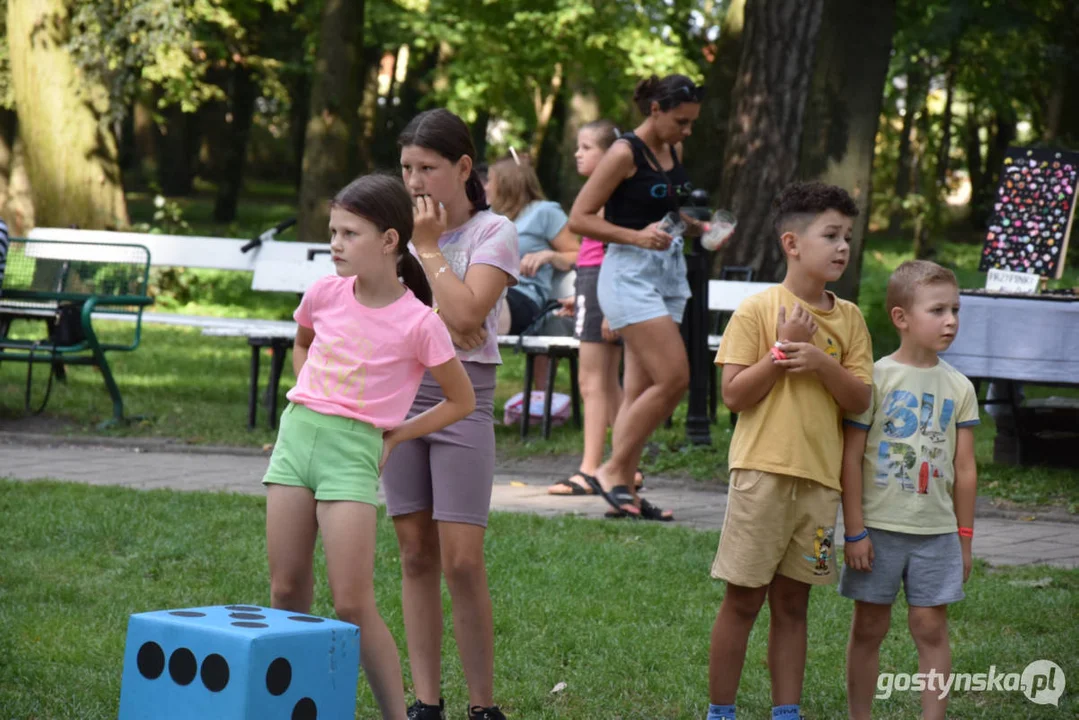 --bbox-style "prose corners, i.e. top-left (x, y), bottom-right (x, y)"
top-left (263, 174), bottom-right (476, 719)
